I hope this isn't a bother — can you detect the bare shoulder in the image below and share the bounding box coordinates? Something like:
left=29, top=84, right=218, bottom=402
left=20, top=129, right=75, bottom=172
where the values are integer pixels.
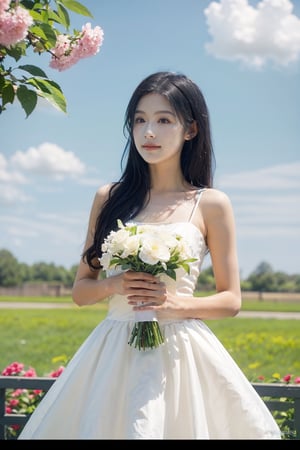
left=202, top=188, right=232, bottom=206
left=93, top=183, right=114, bottom=209
left=201, top=188, right=234, bottom=220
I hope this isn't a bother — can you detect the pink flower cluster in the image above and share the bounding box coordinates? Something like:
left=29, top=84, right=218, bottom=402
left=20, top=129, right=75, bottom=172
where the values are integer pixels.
left=49, top=22, right=104, bottom=71
left=2, top=360, right=65, bottom=435
left=1, top=360, right=65, bottom=378
left=0, top=0, right=33, bottom=47
left=1, top=361, right=36, bottom=377
left=256, top=373, right=300, bottom=384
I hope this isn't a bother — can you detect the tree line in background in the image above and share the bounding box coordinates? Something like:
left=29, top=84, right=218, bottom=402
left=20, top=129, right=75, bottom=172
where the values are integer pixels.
left=1, top=249, right=300, bottom=293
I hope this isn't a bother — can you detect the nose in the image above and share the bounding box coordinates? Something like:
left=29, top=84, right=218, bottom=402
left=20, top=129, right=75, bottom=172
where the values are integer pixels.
left=144, top=124, right=155, bottom=139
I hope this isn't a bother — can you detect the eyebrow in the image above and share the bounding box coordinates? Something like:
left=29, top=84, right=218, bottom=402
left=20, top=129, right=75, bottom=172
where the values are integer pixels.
left=134, top=109, right=176, bottom=117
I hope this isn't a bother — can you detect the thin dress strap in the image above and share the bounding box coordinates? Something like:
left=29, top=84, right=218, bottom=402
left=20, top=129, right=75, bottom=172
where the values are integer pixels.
left=188, top=188, right=206, bottom=223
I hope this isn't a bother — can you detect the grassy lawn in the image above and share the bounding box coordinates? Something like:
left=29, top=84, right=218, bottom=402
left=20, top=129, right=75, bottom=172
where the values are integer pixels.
left=1, top=294, right=300, bottom=311
left=0, top=294, right=299, bottom=381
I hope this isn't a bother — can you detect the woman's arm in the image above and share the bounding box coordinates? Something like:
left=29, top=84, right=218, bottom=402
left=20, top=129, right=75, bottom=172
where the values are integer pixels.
left=192, top=187, right=242, bottom=319
left=71, top=184, right=114, bottom=306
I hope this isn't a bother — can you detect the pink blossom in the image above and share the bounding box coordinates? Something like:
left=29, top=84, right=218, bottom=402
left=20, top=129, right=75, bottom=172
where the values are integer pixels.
left=49, top=34, right=79, bottom=71
left=73, top=23, right=104, bottom=59
left=0, top=0, right=10, bottom=15
left=294, top=377, right=300, bottom=384
left=0, top=6, right=33, bottom=47
left=50, top=23, right=104, bottom=71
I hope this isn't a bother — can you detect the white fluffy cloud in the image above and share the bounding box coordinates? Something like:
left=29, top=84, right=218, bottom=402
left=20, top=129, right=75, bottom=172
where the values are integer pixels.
left=0, top=143, right=87, bottom=205
left=11, top=142, right=86, bottom=179
left=204, top=0, right=300, bottom=68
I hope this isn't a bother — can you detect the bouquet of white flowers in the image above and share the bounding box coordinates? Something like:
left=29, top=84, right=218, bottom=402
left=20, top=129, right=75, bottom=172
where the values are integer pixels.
left=99, top=220, right=196, bottom=350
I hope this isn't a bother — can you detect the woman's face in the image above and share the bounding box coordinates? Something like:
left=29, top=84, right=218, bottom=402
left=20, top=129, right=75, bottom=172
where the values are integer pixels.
left=133, top=93, right=189, bottom=166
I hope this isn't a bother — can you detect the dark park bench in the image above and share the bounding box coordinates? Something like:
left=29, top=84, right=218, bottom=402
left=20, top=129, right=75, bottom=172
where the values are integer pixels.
left=0, top=376, right=299, bottom=439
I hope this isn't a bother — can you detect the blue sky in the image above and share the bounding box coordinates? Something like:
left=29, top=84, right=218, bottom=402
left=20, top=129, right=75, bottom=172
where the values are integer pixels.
left=0, top=0, right=299, bottom=279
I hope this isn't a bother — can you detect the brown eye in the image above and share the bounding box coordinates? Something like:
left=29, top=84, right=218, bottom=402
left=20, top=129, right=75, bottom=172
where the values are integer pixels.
left=134, top=117, right=145, bottom=124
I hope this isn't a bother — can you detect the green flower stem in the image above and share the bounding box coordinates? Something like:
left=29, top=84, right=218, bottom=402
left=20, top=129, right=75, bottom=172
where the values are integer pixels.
left=128, top=321, right=164, bottom=351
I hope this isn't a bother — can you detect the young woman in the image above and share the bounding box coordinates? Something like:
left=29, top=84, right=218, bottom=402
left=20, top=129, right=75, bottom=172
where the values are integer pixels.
left=19, top=71, right=281, bottom=439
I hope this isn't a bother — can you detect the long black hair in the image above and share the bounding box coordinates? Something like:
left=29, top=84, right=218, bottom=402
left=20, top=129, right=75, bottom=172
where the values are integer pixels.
left=83, top=71, right=216, bottom=269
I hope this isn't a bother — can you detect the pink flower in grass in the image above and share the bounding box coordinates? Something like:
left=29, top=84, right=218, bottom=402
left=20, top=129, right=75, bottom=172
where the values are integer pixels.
left=1, top=361, right=24, bottom=376
left=49, top=366, right=65, bottom=378
left=294, top=377, right=300, bottom=384
left=0, top=6, right=33, bottom=47
left=50, top=22, right=104, bottom=71
left=283, top=374, right=292, bottom=383
left=24, top=367, right=37, bottom=377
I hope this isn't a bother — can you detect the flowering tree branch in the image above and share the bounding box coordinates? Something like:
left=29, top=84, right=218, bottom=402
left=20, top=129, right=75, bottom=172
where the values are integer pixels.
left=0, top=0, right=104, bottom=117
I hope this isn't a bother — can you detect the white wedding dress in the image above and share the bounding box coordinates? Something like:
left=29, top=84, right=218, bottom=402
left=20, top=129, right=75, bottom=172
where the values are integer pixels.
left=18, top=189, right=281, bottom=440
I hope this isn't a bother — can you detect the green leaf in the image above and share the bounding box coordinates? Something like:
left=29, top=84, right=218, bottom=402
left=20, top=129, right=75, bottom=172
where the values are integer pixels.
left=19, top=64, right=48, bottom=78
left=58, top=0, right=93, bottom=18
left=0, top=73, right=5, bottom=91
left=16, top=85, right=38, bottom=118
left=30, top=9, right=48, bottom=23
left=2, top=82, right=15, bottom=106
left=27, top=76, right=62, bottom=94
left=5, top=43, right=26, bottom=62
left=30, top=23, right=57, bottom=49
left=21, top=0, right=37, bottom=10
left=56, top=4, right=70, bottom=29
left=165, top=268, right=176, bottom=280
left=27, top=77, right=67, bottom=113
left=48, top=8, right=69, bottom=28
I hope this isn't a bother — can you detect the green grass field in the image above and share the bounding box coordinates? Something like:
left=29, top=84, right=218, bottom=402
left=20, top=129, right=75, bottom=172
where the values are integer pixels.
left=0, top=295, right=299, bottom=381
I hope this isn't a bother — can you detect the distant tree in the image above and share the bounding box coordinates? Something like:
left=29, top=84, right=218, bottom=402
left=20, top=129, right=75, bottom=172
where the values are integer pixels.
left=196, top=266, right=215, bottom=292
left=0, top=250, right=299, bottom=292
left=0, top=249, right=22, bottom=286
left=18, top=261, right=33, bottom=283
left=250, top=261, right=274, bottom=277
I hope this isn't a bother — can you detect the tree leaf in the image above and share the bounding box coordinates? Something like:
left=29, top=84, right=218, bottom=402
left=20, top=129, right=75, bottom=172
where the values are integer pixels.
left=39, top=90, right=67, bottom=114
left=2, top=82, right=15, bottom=106
left=5, top=43, right=26, bottom=62
left=48, top=7, right=69, bottom=29
left=27, top=77, right=67, bottom=113
left=30, top=23, right=57, bottom=49
left=58, top=0, right=93, bottom=18
left=56, top=4, right=70, bottom=29
left=19, top=65, right=48, bottom=78
left=16, top=85, right=37, bottom=118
